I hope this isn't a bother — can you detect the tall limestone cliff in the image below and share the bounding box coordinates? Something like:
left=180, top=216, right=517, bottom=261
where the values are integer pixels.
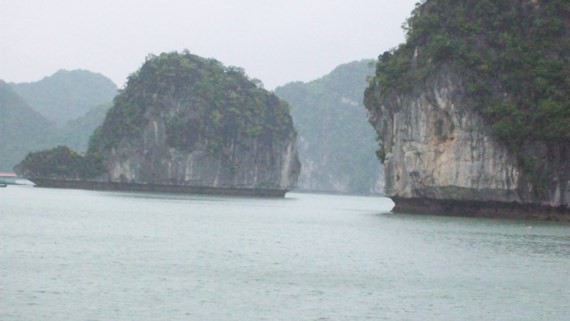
left=365, top=0, right=569, bottom=218
left=17, top=52, right=301, bottom=194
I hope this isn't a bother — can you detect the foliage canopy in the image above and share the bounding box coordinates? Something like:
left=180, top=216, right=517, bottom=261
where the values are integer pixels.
left=367, top=0, right=569, bottom=149
left=88, top=51, right=294, bottom=156
left=16, top=146, right=104, bottom=179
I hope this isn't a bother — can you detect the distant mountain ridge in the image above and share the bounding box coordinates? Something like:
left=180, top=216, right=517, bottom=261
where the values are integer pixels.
left=0, top=81, right=59, bottom=171
left=275, top=60, right=383, bottom=194
left=10, top=69, right=117, bottom=126
left=1, top=70, right=117, bottom=171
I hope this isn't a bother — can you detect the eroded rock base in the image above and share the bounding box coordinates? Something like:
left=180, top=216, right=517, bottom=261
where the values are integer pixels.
left=30, top=178, right=288, bottom=198
left=392, top=197, right=570, bottom=222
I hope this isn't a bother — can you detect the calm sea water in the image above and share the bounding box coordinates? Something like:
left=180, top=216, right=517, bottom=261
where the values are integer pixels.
left=1, top=186, right=569, bottom=321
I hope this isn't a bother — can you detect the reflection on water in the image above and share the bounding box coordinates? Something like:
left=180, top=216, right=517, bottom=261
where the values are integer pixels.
left=1, top=186, right=569, bottom=321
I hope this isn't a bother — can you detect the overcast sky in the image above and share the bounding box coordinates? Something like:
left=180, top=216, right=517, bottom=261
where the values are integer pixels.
left=1, top=0, right=418, bottom=89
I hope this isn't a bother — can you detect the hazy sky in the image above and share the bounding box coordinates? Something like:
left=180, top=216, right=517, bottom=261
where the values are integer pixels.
left=1, top=0, right=417, bottom=89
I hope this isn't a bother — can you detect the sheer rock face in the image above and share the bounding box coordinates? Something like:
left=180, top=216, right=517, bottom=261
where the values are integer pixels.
left=91, top=53, right=301, bottom=191
left=102, top=116, right=300, bottom=190
left=365, top=66, right=569, bottom=210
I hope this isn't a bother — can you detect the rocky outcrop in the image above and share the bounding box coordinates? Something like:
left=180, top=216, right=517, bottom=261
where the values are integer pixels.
left=17, top=52, right=301, bottom=196
left=364, top=0, right=569, bottom=219
left=93, top=52, right=300, bottom=193
left=365, top=65, right=569, bottom=218
left=101, top=116, right=300, bottom=191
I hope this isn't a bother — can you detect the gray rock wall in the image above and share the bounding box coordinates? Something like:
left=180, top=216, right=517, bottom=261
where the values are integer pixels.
left=103, top=110, right=300, bottom=191
left=366, top=66, right=569, bottom=209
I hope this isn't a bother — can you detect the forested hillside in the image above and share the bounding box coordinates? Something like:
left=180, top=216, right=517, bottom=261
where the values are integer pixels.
left=11, top=70, right=117, bottom=126
left=1, top=71, right=117, bottom=171
left=0, top=81, right=59, bottom=171
left=275, top=60, right=382, bottom=194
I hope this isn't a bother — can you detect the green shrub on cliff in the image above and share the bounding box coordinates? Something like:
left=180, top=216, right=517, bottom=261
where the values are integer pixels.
left=88, top=51, right=294, bottom=156
left=367, top=0, right=569, bottom=149
left=16, top=146, right=104, bottom=179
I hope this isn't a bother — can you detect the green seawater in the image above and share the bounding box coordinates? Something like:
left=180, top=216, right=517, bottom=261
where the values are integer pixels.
left=1, top=186, right=568, bottom=320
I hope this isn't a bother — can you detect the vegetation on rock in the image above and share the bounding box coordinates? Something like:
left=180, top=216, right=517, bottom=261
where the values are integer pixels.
left=365, top=0, right=569, bottom=190
left=16, top=51, right=299, bottom=186
left=15, top=146, right=104, bottom=179
left=367, top=0, right=569, bottom=148
left=88, top=51, right=295, bottom=157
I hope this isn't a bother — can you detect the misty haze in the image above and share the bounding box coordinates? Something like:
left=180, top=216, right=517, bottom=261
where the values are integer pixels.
left=1, top=0, right=569, bottom=320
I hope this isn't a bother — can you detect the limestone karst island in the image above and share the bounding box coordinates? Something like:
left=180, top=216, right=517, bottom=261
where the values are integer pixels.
left=15, top=52, right=301, bottom=197
left=7, top=0, right=570, bottom=220
left=364, top=0, right=569, bottom=220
